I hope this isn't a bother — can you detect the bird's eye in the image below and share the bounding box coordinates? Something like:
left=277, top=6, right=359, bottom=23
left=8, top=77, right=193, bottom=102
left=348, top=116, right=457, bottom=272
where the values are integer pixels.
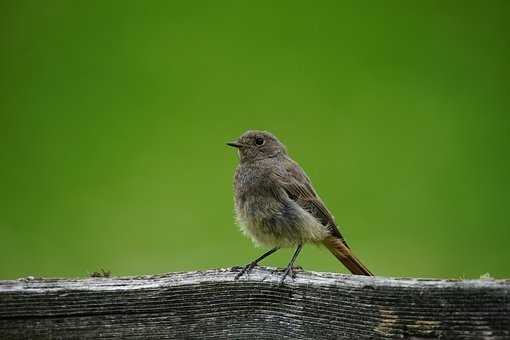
left=255, top=137, right=264, bottom=146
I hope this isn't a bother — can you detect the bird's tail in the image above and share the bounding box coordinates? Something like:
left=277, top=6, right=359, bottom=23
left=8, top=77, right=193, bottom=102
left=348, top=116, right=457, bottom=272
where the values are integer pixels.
left=322, top=236, right=373, bottom=276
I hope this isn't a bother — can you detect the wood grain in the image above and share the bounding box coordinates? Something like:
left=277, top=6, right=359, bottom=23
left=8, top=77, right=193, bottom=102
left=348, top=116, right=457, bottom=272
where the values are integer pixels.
left=1, top=267, right=509, bottom=339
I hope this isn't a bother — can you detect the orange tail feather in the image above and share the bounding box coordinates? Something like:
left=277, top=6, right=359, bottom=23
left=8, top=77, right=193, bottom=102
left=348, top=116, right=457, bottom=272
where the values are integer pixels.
left=323, top=236, right=373, bottom=276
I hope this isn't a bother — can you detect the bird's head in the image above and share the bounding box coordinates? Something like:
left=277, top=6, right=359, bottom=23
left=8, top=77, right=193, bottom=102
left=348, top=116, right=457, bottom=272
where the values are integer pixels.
left=227, top=130, right=287, bottom=162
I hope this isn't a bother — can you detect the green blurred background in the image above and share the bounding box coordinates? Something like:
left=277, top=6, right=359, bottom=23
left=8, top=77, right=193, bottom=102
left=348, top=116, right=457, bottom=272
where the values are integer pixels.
left=1, top=1, right=509, bottom=280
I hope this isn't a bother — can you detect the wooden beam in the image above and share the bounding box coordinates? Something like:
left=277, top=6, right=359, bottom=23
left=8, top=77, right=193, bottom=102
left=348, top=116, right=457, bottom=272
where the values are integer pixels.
left=1, top=267, right=509, bottom=339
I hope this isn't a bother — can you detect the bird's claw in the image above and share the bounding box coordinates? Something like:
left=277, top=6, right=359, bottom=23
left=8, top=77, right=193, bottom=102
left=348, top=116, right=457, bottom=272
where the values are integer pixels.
left=235, top=262, right=257, bottom=280
left=278, top=266, right=301, bottom=286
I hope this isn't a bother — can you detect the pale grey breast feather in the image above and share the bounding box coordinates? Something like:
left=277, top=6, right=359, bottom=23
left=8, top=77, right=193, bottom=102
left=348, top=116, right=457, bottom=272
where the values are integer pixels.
left=234, top=161, right=328, bottom=246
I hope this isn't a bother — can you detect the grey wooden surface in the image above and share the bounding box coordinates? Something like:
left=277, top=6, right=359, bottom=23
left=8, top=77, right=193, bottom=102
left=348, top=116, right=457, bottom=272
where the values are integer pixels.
left=0, top=267, right=509, bottom=339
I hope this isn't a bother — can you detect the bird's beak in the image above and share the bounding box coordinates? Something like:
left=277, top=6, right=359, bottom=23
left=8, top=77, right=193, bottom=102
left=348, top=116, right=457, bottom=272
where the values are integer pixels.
left=226, top=141, right=243, bottom=148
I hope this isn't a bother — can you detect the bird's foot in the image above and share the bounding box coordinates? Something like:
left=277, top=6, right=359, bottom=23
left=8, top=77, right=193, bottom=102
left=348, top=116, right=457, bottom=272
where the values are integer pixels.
left=235, top=262, right=258, bottom=280
left=272, top=266, right=303, bottom=274
left=278, top=265, right=302, bottom=286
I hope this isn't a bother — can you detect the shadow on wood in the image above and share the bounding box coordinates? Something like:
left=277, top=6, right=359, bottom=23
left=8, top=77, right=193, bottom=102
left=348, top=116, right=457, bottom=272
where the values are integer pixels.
left=1, top=267, right=509, bottom=339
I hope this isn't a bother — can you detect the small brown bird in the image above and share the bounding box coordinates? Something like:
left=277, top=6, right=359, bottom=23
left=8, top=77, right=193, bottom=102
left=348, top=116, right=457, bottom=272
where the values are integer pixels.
left=227, top=130, right=373, bottom=285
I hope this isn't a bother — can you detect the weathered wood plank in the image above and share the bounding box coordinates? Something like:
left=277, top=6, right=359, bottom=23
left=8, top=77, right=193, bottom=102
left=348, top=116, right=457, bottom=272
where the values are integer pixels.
left=0, top=267, right=509, bottom=339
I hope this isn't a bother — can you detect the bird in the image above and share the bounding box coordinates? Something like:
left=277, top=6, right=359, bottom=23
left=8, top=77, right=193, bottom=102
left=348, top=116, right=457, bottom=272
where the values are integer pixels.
left=227, top=130, right=373, bottom=285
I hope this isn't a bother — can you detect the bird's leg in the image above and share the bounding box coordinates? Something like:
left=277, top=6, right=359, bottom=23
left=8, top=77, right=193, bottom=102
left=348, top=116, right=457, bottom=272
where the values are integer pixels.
left=235, top=247, right=279, bottom=280
left=279, top=244, right=303, bottom=286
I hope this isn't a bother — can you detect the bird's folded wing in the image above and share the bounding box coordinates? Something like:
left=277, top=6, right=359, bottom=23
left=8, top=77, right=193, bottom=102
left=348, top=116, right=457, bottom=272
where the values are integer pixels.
left=270, top=160, right=347, bottom=243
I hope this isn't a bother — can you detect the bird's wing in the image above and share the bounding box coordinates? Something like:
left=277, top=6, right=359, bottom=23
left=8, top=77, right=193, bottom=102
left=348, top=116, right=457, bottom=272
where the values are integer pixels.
left=271, top=159, right=347, bottom=243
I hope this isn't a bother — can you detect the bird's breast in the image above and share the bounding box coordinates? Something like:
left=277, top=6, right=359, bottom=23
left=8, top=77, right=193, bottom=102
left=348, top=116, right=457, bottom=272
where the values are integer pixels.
left=235, top=174, right=279, bottom=222
left=233, top=165, right=328, bottom=247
